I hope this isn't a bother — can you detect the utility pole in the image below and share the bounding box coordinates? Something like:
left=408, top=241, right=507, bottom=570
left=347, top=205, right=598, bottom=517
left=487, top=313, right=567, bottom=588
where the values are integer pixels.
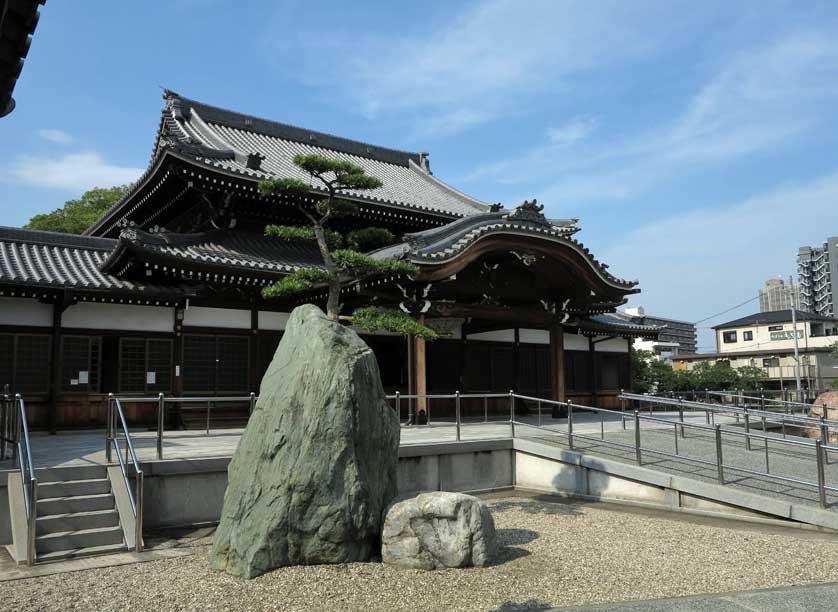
left=790, top=275, right=802, bottom=402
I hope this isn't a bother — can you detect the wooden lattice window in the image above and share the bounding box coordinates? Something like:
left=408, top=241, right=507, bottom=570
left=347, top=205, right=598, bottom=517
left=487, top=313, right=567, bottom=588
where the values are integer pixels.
left=183, top=334, right=249, bottom=394
left=0, top=333, right=51, bottom=395
left=61, top=336, right=101, bottom=393
left=119, top=338, right=173, bottom=393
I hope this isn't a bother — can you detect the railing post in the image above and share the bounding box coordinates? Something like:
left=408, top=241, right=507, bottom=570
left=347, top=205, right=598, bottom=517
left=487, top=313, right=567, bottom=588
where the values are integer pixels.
left=821, top=416, right=829, bottom=465
left=206, top=400, right=211, bottom=436
left=634, top=410, right=641, bottom=465
left=135, top=469, right=144, bottom=552
left=567, top=400, right=573, bottom=450
left=678, top=399, right=685, bottom=439
left=106, top=393, right=113, bottom=463
left=157, top=393, right=164, bottom=461
left=715, top=424, right=724, bottom=484
left=0, top=393, right=6, bottom=461
left=27, top=477, right=37, bottom=565
left=395, top=391, right=401, bottom=423
left=621, top=394, right=626, bottom=430
left=509, top=390, right=515, bottom=438
left=455, top=391, right=461, bottom=442
left=484, top=396, right=488, bottom=423
left=744, top=407, right=751, bottom=451
left=249, top=392, right=256, bottom=415
left=537, top=400, right=542, bottom=428
left=816, top=439, right=827, bottom=508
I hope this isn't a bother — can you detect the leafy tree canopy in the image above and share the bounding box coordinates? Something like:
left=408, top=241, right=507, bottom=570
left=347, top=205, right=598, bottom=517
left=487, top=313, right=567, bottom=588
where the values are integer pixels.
left=25, top=185, right=129, bottom=234
left=630, top=350, right=767, bottom=393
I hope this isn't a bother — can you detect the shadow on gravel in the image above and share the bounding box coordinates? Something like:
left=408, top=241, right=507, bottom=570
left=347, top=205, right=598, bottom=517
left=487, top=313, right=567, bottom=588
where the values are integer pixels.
left=490, top=599, right=554, bottom=611
left=490, top=497, right=583, bottom=516
left=494, top=528, right=538, bottom=564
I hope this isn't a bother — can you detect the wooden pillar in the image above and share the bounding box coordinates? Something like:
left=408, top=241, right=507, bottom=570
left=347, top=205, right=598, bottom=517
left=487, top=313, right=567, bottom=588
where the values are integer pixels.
left=549, top=325, right=565, bottom=403
left=48, top=297, right=65, bottom=434
left=414, top=333, right=427, bottom=415
left=249, top=307, right=259, bottom=393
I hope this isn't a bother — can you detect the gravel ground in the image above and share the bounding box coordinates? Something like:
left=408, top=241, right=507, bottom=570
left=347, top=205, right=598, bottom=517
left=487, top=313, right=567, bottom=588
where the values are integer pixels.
left=5, top=495, right=838, bottom=612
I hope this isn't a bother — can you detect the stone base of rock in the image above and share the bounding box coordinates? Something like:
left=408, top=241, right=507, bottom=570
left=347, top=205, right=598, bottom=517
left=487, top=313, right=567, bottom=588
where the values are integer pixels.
left=805, top=392, right=838, bottom=442
left=381, top=492, right=497, bottom=570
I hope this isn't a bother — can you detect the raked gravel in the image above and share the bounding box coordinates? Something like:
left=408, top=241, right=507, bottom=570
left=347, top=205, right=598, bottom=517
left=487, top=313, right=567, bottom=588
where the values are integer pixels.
left=5, top=495, right=838, bottom=612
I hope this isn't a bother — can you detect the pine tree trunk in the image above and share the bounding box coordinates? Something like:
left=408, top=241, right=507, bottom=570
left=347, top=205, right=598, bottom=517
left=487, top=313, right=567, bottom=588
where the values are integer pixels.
left=312, top=222, right=340, bottom=321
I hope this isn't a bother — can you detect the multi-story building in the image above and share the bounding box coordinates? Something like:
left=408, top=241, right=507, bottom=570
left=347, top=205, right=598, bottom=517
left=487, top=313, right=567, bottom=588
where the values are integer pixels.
left=672, top=310, right=838, bottom=392
left=799, top=237, right=838, bottom=317
left=759, top=278, right=799, bottom=313
left=623, top=306, right=697, bottom=357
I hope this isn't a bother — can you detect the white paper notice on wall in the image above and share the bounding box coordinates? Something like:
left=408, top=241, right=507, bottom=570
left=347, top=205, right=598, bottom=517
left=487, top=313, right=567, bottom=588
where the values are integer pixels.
left=175, top=365, right=181, bottom=377
left=70, top=379, right=78, bottom=386
left=146, top=371, right=156, bottom=385
left=79, top=371, right=89, bottom=384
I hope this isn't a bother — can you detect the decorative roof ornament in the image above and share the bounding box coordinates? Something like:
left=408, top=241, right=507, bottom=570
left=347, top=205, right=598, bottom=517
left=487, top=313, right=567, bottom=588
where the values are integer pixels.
left=506, top=199, right=549, bottom=227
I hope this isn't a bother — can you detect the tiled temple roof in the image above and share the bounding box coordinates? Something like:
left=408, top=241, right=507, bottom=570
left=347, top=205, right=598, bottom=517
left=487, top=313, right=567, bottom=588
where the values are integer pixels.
left=583, top=312, right=663, bottom=338
left=0, top=227, right=194, bottom=298
left=372, top=200, right=637, bottom=292
left=0, top=0, right=44, bottom=118
left=101, top=227, right=324, bottom=279
left=87, top=91, right=491, bottom=235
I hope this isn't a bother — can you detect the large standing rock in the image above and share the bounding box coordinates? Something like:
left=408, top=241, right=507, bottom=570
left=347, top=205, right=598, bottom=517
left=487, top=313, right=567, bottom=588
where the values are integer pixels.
left=211, top=305, right=400, bottom=578
left=806, top=392, right=838, bottom=442
left=381, top=492, right=497, bottom=570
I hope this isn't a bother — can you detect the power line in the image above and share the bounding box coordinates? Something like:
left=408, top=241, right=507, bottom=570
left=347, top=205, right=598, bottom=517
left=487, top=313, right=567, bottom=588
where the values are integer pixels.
left=694, top=295, right=759, bottom=325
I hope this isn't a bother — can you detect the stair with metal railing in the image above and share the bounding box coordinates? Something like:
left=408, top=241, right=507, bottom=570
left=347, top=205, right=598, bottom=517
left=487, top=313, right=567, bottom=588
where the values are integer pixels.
left=33, top=465, right=127, bottom=562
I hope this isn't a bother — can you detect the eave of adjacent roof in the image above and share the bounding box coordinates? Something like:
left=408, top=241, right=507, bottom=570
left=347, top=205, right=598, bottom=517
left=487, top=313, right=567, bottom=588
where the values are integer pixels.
left=0, top=0, right=45, bottom=118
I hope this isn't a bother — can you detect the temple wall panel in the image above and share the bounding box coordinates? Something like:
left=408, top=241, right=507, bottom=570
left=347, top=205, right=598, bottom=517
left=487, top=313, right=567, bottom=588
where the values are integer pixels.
left=258, top=311, right=290, bottom=331
left=594, top=337, right=630, bottom=353
left=563, top=333, right=589, bottom=351
left=183, top=306, right=250, bottom=329
left=519, top=329, right=549, bottom=344
left=62, top=303, right=174, bottom=332
left=0, top=297, right=52, bottom=327
left=467, top=329, right=515, bottom=342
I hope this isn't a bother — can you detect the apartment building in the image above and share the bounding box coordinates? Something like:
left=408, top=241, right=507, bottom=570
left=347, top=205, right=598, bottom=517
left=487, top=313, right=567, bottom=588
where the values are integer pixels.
left=799, top=237, right=838, bottom=317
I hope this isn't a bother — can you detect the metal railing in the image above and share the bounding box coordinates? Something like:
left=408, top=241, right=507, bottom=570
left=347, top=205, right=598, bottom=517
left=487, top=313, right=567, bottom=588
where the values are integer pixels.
left=620, top=392, right=838, bottom=449
left=106, top=395, right=143, bottom=552
left=513, top=394, right=838, bottom=509
left=387, top=391, right=514, bottom=441
left=5, top=393, right=37, bottom=565
left=108, top=393, right=258, bottom=460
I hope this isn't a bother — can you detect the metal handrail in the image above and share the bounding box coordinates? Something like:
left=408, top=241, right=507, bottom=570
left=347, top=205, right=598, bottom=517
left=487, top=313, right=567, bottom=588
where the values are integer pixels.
left=705, top=390, right=814, bottom=411
left=106, top=394, right=143, bottom=552
left=513, top=393, right=835, bottom=508
left=387, top=391, right=516, bottom=440
left=12, top=394, right=37, bottom=565
left=621, top=392, right=838, bottom=432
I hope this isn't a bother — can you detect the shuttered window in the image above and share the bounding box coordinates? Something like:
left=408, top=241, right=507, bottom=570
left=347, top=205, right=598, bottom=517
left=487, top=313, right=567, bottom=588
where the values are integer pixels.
left=183, top=334, right=249, bottom=394
left=0, top=333, right=51, bottom=395
left=118, top=338, right=173, bottom=393
left=61, top=336, right=101, bottom=393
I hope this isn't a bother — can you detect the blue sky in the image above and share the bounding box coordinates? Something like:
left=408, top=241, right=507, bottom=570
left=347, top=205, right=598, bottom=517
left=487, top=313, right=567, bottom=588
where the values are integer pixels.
left=2, top=0, right=838, bottom=351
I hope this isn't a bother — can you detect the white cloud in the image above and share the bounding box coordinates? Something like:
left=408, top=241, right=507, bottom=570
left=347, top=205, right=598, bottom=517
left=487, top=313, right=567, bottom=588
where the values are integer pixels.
left=462, top=29, right=838, bottom=205
left=603, top=170, right=838, bottom=349
left=547, top=116, right=597, bottom=145
left=11, top=152, right=144, bottom=191
left=412, top=109, right=496, bottom=139
left=266, top=0, right=705, bottom=137
left=36, top=129, right=73, bottom=145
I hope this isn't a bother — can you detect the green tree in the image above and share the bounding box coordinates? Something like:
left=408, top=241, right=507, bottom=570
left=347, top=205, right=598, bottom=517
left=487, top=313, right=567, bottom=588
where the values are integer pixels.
left=735, top=365, right=767, bottom=391
left=258, top=155, right=436, bottom=338
left=25, top=186, right=129, bottom=234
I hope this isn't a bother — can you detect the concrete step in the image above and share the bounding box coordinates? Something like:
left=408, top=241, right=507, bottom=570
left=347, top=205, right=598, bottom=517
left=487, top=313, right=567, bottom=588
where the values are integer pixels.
left=36, top=509, right=120, bottom=535
left=37, top=493, right=114, bottom=516
left=37, top=542, right=128, bottom=563
left=35, top=465, right=108, bottom=484
left=38, top=478, right=111, bottom=499
left=36, top=525, right=124, bottom=554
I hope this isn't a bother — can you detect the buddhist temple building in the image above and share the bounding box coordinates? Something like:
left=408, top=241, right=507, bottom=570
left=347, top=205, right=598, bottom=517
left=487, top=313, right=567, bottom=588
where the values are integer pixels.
left=0, top=91, right=659, bottom=429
